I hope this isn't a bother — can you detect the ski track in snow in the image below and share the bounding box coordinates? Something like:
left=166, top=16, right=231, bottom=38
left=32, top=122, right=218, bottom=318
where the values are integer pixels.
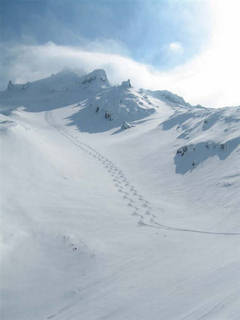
left=180, top=290, right=239, bottom=320
left=45, top=110, right=240, bottom=237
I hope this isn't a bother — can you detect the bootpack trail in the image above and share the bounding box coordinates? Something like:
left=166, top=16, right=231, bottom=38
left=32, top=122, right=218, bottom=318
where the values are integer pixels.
left=45, top=110, right=240, bottom=237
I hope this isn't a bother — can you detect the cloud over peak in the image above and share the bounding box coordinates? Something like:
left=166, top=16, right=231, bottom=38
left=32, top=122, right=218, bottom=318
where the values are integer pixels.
left=1, top=21, right=240, bottom=109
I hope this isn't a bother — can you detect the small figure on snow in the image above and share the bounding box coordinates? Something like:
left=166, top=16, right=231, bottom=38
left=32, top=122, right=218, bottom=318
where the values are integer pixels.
left=7, top=80, right=14, bottom=90
left=105, top=111, right=112, bottom=120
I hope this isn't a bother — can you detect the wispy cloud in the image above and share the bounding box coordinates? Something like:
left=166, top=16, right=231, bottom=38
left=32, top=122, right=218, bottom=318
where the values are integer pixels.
left=169, top=42, right=184, bottom=54
left=1, top=0, right=240, bottom=108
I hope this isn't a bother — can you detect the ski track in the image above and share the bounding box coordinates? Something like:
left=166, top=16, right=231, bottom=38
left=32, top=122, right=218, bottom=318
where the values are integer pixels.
left=180, top=290, right=239, bottom=320
left=45, top=110, right=240, bottom=237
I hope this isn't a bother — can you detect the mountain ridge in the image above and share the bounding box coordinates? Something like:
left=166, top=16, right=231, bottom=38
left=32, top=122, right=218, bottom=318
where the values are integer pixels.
left=0, top=68, right=198, bottom=113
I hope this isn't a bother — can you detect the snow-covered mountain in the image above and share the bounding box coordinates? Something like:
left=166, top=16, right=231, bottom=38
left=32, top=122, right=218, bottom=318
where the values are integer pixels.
left=1, top=69, right=240, bottom=320
left=0, top=69, right=110, bottom=112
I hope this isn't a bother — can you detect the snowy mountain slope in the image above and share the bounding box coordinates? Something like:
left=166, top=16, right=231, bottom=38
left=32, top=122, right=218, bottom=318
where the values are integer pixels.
left=66, top=82, right=156, bottom=133
left=1, top=69, right=240, bottom=320
left=0, top=69, right=110, bottom=112
left=144, top=88, right=193, bottom=108
left=161, top=106, right=240, bottom=175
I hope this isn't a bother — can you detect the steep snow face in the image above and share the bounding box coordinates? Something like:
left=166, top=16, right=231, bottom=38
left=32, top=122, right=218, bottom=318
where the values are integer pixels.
left=161, top=106, right=240, bottom=173
left=67, top=84, right=156, bottom=133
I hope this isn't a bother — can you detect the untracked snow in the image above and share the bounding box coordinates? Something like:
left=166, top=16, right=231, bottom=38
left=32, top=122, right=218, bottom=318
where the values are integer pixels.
left=0, top=70, right=240, bottom=320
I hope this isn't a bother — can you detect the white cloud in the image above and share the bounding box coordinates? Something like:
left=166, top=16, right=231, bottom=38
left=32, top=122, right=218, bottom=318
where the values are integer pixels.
left=2, top=0, right=240, bottom=108
left=169, top=42, right=183, bottom=54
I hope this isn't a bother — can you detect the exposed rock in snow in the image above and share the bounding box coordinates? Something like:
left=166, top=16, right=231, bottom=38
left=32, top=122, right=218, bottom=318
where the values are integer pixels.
left=81, top=69, right=109, bottom=87
left=121, top=121, right=132, bottom=130
left=121, top=79, right=132, bottom=88
left=161, top=106, right=240, bottom=173
left=66, top=80, right=155, bottom=133
left=175, top=139, right=240, bottom=173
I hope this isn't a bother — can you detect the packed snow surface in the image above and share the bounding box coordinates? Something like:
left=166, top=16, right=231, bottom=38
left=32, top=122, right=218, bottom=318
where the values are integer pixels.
left=0, top=70, right=240, bottom=320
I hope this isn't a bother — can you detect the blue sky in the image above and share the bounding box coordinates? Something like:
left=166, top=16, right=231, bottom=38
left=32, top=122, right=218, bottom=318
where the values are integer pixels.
left=1, top=0, right=211, bottom=69
left=1, top=0, right=240, bottom=107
